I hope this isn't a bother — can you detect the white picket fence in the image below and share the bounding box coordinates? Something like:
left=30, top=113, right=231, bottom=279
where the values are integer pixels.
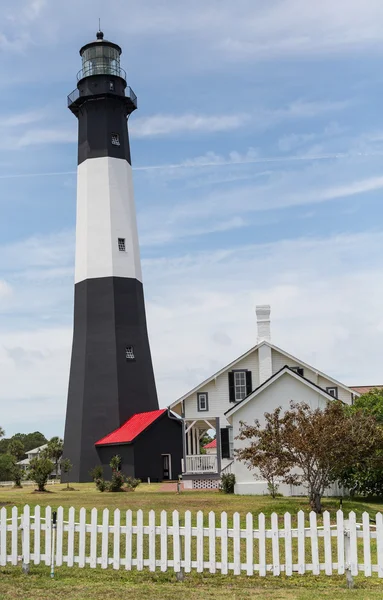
left=1, top=506, right=383, bottom=577
left=0, top=480, right=60, bottom=488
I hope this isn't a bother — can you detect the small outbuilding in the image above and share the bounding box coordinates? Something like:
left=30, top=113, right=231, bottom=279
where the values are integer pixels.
left=95, top=409, right=183, bottom=482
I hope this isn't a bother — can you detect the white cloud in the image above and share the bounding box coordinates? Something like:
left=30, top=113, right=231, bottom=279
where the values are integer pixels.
left=130, top=113, right=250, bottom=138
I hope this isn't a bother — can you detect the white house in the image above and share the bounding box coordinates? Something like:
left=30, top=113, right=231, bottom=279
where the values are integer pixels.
left=17, top=444, right=60, bottom=478
left=169, top=305, right=359, bottom=494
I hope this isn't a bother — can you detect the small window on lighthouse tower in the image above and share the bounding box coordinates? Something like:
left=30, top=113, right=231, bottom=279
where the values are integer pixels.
left=118, top=238, right=126, bottom=252
left=125, top=346, right=135, bottom=360
left=111, top=133, right=120, bottom=146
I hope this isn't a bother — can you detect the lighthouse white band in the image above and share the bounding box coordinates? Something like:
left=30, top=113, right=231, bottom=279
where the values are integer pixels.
left=75, top=156, right=143, bottom=284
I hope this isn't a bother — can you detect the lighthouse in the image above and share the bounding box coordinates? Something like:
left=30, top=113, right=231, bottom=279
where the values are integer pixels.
left=63, top=31, right=159, bottom=482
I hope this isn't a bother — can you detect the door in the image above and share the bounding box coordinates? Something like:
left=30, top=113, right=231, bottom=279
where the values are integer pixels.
left=162, top=454, right=171, bottom=480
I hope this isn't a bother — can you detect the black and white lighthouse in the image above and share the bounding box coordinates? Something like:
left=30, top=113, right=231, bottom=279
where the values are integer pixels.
left=63, top=32, right=159, bottom=482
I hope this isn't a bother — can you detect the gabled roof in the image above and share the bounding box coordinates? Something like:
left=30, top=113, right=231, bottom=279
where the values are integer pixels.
left=225, top=365, right=341, bottom=418
left=350, top=386, right=383, bottom=395
left=95, top=409, right=166, bottom=446
left=169, top=340, right=357, bottom=409
left=203, top=439, right=217, bottom=449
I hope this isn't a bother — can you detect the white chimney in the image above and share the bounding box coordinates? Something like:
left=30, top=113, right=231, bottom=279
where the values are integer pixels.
left=256, top=305, right=271, bottom=342
left=256, top=305, right=272, bottom=384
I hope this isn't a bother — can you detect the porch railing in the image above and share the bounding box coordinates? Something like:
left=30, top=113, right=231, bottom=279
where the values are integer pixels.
left=185, top=454, right=218, bottom=473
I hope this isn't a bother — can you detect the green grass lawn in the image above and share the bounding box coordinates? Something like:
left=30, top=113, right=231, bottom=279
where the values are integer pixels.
left=0, top=483, right=382, bottom=600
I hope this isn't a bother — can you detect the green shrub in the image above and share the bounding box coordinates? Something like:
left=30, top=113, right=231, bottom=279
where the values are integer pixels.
left=220, top=473, right=236, bottom=494
left=90, top=465, right=103, bottom=481
left=95, top=478, right=107, bottom=492
left=108, top=471, right=125, bottom=492
left=125, top=477, right=141, bottom=491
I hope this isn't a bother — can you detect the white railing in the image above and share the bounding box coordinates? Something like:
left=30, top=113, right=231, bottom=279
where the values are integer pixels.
left=221, top=460, right=234, bottom=475
left=185, top=455, right=218, bottom=473
left=1, top=506, right=383, bottom=579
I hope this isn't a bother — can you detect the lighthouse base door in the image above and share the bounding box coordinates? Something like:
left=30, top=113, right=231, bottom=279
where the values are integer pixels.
left=162, top=454, right=172, bottom=480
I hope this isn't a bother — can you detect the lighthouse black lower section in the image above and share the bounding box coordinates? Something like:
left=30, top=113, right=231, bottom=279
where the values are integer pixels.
left=63, top=276, right=159, bottom=482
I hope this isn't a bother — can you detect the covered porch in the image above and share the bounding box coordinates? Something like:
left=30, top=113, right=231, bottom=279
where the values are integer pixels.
left=182, top=418, right=221, bottom=475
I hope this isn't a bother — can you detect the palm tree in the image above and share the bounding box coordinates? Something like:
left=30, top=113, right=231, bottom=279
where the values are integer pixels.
left=0, top=427, right=5, bottom=439
left=45, top=437, right=64, bottom=478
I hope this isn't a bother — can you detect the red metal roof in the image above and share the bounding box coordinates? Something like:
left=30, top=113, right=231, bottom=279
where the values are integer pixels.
left=95, top=409, right=166, bottom=446
left=203, top=439, right=217, bottom=449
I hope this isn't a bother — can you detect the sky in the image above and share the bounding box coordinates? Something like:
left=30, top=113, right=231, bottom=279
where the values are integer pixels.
left=1, top=0, right=383, bottom=437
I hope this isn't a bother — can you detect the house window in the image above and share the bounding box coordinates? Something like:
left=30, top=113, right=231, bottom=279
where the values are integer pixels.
left=197, top=393, right=208, bottom=412
left=118, top=238, right=126, bottom=252
left=291, top=366, right=304, bottom=377
left=234, top=371, right=247, bottom=401
left=111, top=133, right=120, bottom=146
left=228, top=426, right=234, bottom=458
left=125, top=346, right=135, bottom=360
left=327, top=387, right=338, bottom=398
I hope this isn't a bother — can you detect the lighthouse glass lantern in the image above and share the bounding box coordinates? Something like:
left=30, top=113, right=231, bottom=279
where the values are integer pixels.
left=80, top=40, right=121, bottom=79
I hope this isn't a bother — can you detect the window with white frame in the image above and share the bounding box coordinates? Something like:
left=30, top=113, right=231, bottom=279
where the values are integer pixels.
left=234, top=371, right=247, bottom=401
left=228, top=426, right=234, bottom=458
left=118, top=238, right=126, bottom=252
left=197, top=392, right=208, bottom=412
left=326, top=387, right=338, bottom=398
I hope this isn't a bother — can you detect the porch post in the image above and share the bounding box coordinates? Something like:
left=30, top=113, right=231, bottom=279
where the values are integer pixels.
left=182, top=420, right=187, bottom=473
left=215, top=417, right=221, bottom=474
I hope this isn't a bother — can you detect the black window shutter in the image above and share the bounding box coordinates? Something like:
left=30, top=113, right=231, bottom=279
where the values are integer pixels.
left=221, top=428, right=230, bottom=459
left=228, top=371, right=235, bottom=402
left=246, top=371, right=252, bottom=396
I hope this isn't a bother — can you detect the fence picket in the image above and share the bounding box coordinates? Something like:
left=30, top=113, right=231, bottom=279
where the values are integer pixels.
left=209, top=511, right=216, bottom=574
left=297, top=511, right=305, bottom=575
left=44, top=506, right=52, bottom=567
left=33, top=506, right=41, bottom=565
left=376, top=512, right=383, bottom=578
left=349, top=512, right=358, bottom=576
left=173, top=510, right=181, bottom=573
left=258, top=513, right=266, bottom=577
left=79, top=508, right=86, bottom=568
left=184, top=511, right=191, bottom=573
left=310, top=512, right=319, bottom=575
left=90, top=508, right=98, bottom=569
left=196, top=511, right=204, bottom=573
left=271, top=513, right=280, bottom=576
left=284, top=512, right=292, bottom=576
left=56, top=506, right=64, bottom=567
left=22, top=505, right=30, bottom=567
left=113, top=509, right=120, bottom=571
left=336, top=510, right=345, bottom=575
left=67, top=507, right=75, bottom=568
left=148, top=510, right=156, bottom=572
left=233, top=512, right=241, bottom=575
left=125, top=510, right=132, bottom=571
left=11, top=506, right=18, bottom=566
left=221, top=512, right=228, bottom=575
left=101, top=508, right=109, bottom=569
left=136, top=510, right=143, bottom=571
left=323, top=511, right=332, bottom=576
left=246, top=513, right=254, bottom=576
left=0, top=507, right=6, bottom=566
left=362, top=512, right=371, bottom=577
left=160, top=511, right=167, bottom=572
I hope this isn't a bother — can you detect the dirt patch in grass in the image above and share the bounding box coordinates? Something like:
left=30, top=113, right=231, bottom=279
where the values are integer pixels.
left=31, top=489, right=54, bottom=494
left=61, top=487, right=78, bottom=492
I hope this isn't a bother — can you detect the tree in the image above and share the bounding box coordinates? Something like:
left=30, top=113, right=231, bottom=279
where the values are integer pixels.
left=28, top=456, right=54, bottom=492
left=10, top=463, right=23, bottom=488
left=0, top=454, right=15, bottom=482
left=337, top=389, right=383, bottom=496
left=237, top=401, right=383, bottom=513
left=0, top=427, right=4, bottom=439
left=60, top=458, right=73, bottom=489
left=236, top=408, right=290, bottom=498
left=44, top=437, right=63, bottom=477
left=109, top=455, right=125, bottom=492
left=7, top=439, right=25, bottom=461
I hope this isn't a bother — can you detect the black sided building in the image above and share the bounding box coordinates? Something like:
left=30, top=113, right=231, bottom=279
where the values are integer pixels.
left=63, top=32, right=182, bottom=482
